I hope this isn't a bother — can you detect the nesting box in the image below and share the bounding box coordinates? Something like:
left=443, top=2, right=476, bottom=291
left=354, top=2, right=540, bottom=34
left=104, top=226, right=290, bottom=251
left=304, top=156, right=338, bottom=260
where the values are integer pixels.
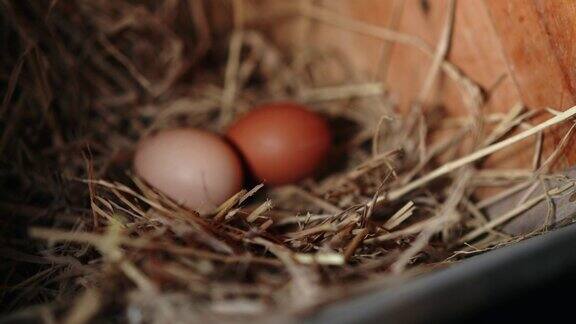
left=4, top=1, right=576, bottom=322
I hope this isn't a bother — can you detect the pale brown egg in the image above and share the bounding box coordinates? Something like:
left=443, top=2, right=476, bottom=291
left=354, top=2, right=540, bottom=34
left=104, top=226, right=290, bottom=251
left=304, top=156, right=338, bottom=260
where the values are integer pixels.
left=134, top=128, right=244, bottom=214
left=227, top=102, right=331, bottom=185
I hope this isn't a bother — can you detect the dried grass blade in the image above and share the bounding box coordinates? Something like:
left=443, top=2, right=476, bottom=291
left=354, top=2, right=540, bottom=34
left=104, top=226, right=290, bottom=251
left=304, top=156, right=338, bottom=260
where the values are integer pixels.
left=384, top=201, right=416, bottom=230
left=384, top=105, right=576, bottom=202
left=459, top=182, right=575, bottom=243
left=246, top=200, right=273, bottom=222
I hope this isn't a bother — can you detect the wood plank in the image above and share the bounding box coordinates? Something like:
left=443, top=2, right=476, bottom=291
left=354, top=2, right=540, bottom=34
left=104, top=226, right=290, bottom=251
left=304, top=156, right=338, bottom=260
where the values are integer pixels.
left=484, top=0, right=576, bottom=109
left=485, top=0, right=576, bottom=167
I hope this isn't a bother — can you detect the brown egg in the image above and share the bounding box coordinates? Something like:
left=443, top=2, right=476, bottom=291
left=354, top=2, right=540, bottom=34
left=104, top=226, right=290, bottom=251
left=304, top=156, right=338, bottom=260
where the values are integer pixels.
left=227, top=102, right=331, bottom=185
left=134, top=128, right=243, bottom=214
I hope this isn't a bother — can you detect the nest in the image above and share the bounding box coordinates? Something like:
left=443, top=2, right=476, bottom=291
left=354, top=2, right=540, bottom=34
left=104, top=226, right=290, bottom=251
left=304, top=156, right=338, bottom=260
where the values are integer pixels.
left=2, top=1, right=576, bottom=323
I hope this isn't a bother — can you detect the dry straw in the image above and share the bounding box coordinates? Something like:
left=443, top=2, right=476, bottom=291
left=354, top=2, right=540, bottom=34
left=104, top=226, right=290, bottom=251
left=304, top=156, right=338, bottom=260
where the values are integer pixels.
left=2, top=1, right=576, bottom=323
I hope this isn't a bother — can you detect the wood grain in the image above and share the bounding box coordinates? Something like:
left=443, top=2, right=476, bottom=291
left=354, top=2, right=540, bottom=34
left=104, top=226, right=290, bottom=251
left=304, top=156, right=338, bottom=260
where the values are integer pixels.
left=485, top=0, right=576, bottom=109
left=485, top=0, right=576, bottom=166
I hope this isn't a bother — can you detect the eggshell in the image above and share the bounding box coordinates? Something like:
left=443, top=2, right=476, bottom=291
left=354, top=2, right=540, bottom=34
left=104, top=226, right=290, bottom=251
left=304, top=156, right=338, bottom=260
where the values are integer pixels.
left=134, top=128, right=243, bottom=214
left=227, top=102, right=331, bottom=185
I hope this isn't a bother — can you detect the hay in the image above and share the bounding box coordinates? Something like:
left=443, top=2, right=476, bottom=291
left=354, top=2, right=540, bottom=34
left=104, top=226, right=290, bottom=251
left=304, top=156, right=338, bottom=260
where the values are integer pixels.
left=2, top=0, right=576, bottom=323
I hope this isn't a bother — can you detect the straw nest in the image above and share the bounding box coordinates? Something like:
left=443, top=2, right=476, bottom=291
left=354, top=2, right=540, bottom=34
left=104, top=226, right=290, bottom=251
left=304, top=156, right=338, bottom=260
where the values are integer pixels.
left=2, top=1, right=576, bottom=323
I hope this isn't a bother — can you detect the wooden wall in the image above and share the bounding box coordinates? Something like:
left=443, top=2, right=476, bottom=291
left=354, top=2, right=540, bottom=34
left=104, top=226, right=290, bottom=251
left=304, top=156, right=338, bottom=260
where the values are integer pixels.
left=242, top=0, right=576, bottom=168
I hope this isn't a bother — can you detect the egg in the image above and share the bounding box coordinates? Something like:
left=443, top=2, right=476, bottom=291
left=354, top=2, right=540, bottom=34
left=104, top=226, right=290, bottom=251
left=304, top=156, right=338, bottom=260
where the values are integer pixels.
left=134, top=128, right=244, bottom=214
left=227, top=102, right=331, bottom=185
